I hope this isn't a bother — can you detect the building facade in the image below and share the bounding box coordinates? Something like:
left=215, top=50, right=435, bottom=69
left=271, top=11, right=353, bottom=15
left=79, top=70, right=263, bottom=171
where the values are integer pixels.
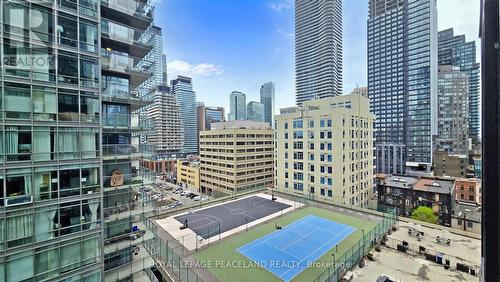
left=433, top=150, right=469, bottom=178
left=228, top=91, right=246, bottom=121
left=454, top=178, right=481, bottom=205
left=368, top=0, right=438, bottom=174
left=438, top=28, right=480, bottom=145
left=171, top=76, right=198, bottom=154
left=295, top=0, right=343, bottom=105
left=247, top=101, right=265, bottom=122
left=435, top=65, right=469, bottom=154
left=260, top=82, right=275, bottom=126
left=376, top=174, right=454, bottom=226
left=199, top=121, right=274, bottom=197
left=0, top=0, right=157, bottom=281
left=275, top=94, right=375, bottom=207
left=176, top=160, right=201, bottom=191
left=197, top=104, right=225, bottom=131
left=145, top=85, right=183, bottom=155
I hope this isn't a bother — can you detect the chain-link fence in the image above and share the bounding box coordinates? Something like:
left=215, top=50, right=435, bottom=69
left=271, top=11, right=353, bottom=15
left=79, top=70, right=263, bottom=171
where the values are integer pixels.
left=314, top=211, right=397, bottom=282
left=140, top=187, right=398, bottom=282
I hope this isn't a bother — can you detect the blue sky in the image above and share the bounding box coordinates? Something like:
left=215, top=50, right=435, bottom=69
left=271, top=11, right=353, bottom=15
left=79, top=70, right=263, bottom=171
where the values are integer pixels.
left=153, top=0, right=480, bottom=113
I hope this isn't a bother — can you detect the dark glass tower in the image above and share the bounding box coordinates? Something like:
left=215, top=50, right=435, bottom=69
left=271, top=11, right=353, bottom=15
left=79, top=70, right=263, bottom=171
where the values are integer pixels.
left=368, top=0, right=438, bottom=174
left=438, top=28, right=480, bottom=145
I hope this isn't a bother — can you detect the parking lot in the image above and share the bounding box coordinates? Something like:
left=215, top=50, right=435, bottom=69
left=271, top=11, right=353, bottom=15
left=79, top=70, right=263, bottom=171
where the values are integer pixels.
left=141, top=180, right=210, bottom=213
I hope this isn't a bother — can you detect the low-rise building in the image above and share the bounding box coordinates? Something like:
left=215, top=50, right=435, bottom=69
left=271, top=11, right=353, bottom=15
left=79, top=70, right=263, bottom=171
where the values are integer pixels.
left=433, top=150, right=469, bottom=177
left=176, top=160, right=201, bottom=191
left=451, top=202, right=481, bottom=234
left=376, top=174, right=455, bottom=226
left=274, top=94, right=375, bottom=207
left=455, top=178, right=481, bottom=205
left=199, top=121, right=274, bottom=197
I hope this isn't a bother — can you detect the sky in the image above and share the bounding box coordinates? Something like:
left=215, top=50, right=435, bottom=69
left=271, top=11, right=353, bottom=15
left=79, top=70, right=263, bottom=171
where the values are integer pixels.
left=153, top=0, right=481, bottom=115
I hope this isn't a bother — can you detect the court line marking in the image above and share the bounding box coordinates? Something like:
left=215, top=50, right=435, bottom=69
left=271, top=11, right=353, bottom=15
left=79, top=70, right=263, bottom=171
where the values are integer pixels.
left=282, top=227, right=320, bottom=251
left=237, top=215, right=315, bottom=253
left=278, top=225, right=355, bottom=280
left=302, top=220, right=352, bottom=236
left=264, top=241, right=302, bottom=261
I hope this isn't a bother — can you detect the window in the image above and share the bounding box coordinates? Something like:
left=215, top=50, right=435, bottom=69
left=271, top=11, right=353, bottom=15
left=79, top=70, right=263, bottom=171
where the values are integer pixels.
left=58, top=51, right=78, bottom=84
left=308, top=120, right=314, bottom=128
left=467, top=221, right=473, bottom=228
left=57, top=14, right=78, bottom=47
left=320, top=188, right=325, bottom=196
left=328, top=190, right=333, bottom=197
left=293, top=131, right=303, bottom=139
left=293, top=119, right=303, bottom=128
left=284, top=122, right=288, bottom=129
left=80, top=55, right=99, bottom=87
left=80, top=20, right=98, bottom=52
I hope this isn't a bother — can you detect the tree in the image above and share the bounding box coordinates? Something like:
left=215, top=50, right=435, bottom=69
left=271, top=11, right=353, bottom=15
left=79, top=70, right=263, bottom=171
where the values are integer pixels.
left=411, top=206, right=438, bottom=224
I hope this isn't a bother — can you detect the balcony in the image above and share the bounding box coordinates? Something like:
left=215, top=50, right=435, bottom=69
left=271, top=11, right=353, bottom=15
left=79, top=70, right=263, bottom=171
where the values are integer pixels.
left=101, top=0, right=154, bottom=31
left=102, top=113, right=152, bottom=132
left=102, top=82, right=153, bottom=111
left=103, top=144, right=155, bottom=160
left=101, top=19, right=154, bottom=58
left=101, top=50, right=153, bottom=86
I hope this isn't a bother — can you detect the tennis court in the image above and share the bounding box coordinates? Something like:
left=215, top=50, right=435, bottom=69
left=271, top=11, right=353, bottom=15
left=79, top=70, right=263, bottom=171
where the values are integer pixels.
left=237, top=215, right=355, bottom=281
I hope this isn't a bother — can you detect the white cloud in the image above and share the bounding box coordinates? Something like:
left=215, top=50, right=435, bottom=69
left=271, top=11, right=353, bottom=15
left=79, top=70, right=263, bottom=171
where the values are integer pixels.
left=437, top=0, right=480, bottom=42
left=168, top=60, right=224, bottom=77
left=267, top=0, right=293, bottom=13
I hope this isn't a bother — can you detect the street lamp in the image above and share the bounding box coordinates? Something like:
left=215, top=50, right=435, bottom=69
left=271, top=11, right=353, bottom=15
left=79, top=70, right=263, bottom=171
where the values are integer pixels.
left=331, top=253, right=336, bottom=278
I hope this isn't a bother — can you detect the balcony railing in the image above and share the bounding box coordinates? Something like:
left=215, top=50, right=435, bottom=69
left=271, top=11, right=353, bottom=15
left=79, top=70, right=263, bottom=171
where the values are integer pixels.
left=101, top=19, right=154, bottom=49
left=101, top=0, right=154, bottom=22
left=102, top=144, right=155, bottom=158
left=102, top=82, right=154, bottom=103
left=101, top=50, right=153, bottom=76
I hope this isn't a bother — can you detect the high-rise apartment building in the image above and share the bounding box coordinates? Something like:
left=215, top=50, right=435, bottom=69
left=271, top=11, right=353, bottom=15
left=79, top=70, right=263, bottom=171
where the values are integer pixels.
left=260, top=82, right=275, bottom=126
left=438, top=28, right=480, bottom=144
left=145, top=85, right=184, bottom=155
left=199, top=121, right=274, bottom=197
left=228, top=91, right=246, bottom=121
left=0, top=0, right=157, bottom=281
left=274, top=94, right=375, bottom=207
left=171, top=76, right=198, bottom=154
left=247, top=101, right=265, bottom=122
left=350, top=86, right=368, bottom=97
left=368, top=0, right=438, bottom=175
left=295, top=0, right=343, bottom=105
left=435, top=66, right=469, bottom=154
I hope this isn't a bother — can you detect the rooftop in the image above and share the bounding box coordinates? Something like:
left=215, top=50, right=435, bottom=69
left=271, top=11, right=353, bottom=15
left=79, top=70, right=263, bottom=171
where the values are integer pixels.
left=381, top=175, right=455, bottom=195
left=210, top=120, right=271, bottom=130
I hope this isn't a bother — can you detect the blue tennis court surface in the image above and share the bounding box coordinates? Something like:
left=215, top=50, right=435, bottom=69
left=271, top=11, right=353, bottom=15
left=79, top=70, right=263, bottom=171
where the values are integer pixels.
left=237, top=215, right=355, bottom=281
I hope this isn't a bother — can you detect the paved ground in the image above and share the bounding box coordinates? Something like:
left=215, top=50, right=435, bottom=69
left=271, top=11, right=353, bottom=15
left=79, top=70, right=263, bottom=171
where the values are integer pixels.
left=390, top=221, right=481, bottom=266
left=353, top=248, right=479, bottom=282
left=174, top=196, right=290, bottom=239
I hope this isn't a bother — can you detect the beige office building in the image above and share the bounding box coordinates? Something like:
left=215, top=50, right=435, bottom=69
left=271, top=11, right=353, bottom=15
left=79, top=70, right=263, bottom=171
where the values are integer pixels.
left=176, top=160, right=201, bottom=191
left=199, top=121, right=274, bottom=197
left=275, top=94, right=375, bottom=207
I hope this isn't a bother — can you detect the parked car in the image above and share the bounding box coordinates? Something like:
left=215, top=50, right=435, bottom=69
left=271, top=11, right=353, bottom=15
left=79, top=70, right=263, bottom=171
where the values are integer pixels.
left=188, top=193, right=199, bottom=199
left=169, top=201, right=182, bottom=208
left=193, top=195, right=202, bottom=201
left=181, top=190, right=192, bottom=196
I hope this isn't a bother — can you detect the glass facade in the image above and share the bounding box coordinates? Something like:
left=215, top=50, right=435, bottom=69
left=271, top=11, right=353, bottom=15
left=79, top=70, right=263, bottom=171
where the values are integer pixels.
left=229, top=91, right=246, bottom=121
left=260, top=82, right=275, bottom=127
left=171, top=76, right=198, bottom=154
left=0, top=0, right=156, bottom=281
left=368, top=0, right=438, bottom=174
left=438, top=28, right=480, bottom=145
